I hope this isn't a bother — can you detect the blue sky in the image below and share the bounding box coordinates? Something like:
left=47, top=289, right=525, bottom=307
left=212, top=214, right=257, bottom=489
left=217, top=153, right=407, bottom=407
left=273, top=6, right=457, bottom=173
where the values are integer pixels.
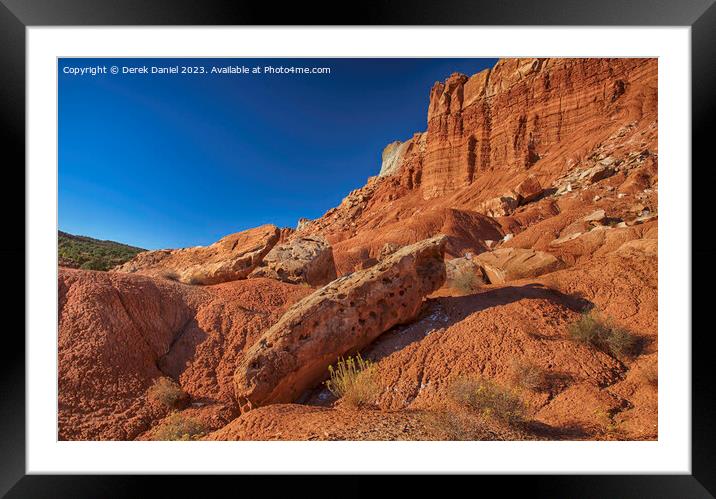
left=59, top=58, right=497, bottom=249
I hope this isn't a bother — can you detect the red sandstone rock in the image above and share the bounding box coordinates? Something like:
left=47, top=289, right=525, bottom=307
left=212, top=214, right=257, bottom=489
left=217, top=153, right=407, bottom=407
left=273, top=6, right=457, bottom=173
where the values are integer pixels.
left=112, top=225, right=280, bottom=285
left=297, top=58, right=657, bottom=277
left=58, top=268, right=310, bottom=440
left=248, top=235, right=337, bottom=286
left=513, top=176, right=543, bottom=205
left=328, top=208, right=503, bottom=274
left=473, top=248, right=565, bottom=284
left=60, top=58, right=659, bottom=441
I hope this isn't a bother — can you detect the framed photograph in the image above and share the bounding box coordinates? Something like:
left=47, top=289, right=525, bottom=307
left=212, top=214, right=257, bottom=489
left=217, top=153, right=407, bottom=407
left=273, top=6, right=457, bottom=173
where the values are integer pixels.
left=3, top=0, right=712, bottom=495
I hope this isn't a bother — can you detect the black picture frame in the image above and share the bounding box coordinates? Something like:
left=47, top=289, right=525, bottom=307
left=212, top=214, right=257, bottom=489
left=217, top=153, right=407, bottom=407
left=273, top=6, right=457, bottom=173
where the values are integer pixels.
left=1, top=0, right=712, bottom=496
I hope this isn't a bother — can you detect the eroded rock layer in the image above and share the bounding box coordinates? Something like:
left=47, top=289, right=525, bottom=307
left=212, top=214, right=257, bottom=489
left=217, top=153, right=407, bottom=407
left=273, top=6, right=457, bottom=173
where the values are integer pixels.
left=296, top=58, right=657, bottom=274
left=61, top=58, right=659, bottom=441
left=58, top=268, right=310, bottom=440
left=112, top=225, right=279, bottom=285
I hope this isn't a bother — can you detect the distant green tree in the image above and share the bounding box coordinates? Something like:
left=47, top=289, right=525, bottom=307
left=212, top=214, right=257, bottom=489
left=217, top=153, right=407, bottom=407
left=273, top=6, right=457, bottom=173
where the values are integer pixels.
left=79, top=258, right=107, bottom=271
left=59, top=231, right=145, bottom=271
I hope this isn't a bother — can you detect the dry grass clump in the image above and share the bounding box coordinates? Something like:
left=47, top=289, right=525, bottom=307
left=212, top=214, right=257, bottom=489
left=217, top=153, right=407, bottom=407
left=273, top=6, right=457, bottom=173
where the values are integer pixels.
left=447, top=268, right=483, bottom=295
left=425, top=410, right=488, bottom=441
left=159, top=270, right=180, bottom=282
left=186, top=272, right=209, bottom=285
left=568, top=311, right=637, bottom=358
left=152, top=412, right=207, bottom=441
left=448, top=377, right=526, bottom=425
left=593, top=409, right=626, bottom=440
left=424, top=409, right=532, bottom=441
left=325, top=354, right=379, bottom=409
left=509, top=361, right=549, bottom=392
left=640, top=363, right=658, bottom=388
left=147, top=377, right=189, bottom=410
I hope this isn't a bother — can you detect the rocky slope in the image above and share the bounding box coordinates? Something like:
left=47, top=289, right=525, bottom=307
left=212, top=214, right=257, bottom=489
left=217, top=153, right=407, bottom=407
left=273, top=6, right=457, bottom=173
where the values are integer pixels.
left=59, top=269, right=311, bottom=440
left=296, top=58, right=657, bottom=273
left=59, top=57, right=658, bottom=441
left=112, top=224, right=280, bottom=285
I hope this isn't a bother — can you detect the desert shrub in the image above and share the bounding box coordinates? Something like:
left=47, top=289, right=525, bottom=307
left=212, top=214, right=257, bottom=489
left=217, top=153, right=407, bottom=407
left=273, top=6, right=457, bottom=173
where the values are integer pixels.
left=425, top=410, right=485, bottom=441
left=568, top=311, right=637, bottom=358
left=593, top=409, right=625, bottom=439
left=447, top=268, right=482, bottom=295
left=186, top=276, right=202, bottom=285
left=147, top=377, right=189, bottom=409
left=448, top=377, right=526, bottom=425
left=509, top=361, right=548, bottom=392
left=152, top=412, right=207, bottom=441
left=641, top=363, right=658, bottom=388
left=159, top=270, right=180, bottom=282
left=325, top=354, right=379, bottom=409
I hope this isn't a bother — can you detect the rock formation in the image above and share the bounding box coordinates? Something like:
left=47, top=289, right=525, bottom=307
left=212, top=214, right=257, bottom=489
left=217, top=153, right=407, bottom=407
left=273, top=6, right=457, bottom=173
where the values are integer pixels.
left=248, top=235, right=337, bottom=286
left=59, top=58, right=659, bottom=441
left=233, top=236, right=448, bottom=411
left=112, top=224, right=280, bottom=285
left=444, top=256, right=489, bottom=286
left=296, top=58, right=657, bottom=279
left=58, top=268, right=311, bottom=440
left=473, top=248, right=565, bottom=284
left=328, top=207, right=503, bottom=274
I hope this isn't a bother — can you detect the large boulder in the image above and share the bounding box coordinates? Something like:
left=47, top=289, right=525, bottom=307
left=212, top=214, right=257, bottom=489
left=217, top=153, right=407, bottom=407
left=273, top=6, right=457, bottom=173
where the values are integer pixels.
left=233, top=235, right=448, bottom=411
left=112, top=225, right=280, bottom=285
left=512, top=176, right=543, bottom=205
left=248, top=235, right=337, bottom=286
left=473, top=247, right=565, bottom=284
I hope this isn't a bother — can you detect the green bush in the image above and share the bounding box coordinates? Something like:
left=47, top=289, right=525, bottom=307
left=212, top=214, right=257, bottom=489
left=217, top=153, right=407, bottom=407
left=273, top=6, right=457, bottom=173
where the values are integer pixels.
left=448, top=377, right=526, bottom=425
left=152, top=412, right=207, bottom=441
left=568, top=311, right=637, bottom=358
left=325, top=354, right=379, bottom=409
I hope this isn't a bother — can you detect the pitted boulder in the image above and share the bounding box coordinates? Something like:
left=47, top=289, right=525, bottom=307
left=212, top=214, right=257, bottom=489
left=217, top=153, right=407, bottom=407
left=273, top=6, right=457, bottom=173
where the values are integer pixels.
left=233, top=235, right=448, bottom=411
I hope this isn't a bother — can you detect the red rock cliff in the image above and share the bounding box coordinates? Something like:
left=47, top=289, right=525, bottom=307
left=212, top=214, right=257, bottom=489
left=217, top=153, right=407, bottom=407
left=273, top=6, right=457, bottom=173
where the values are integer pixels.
left=296, top=58, right=658, bottom=274
left=391, top=58, right=657, bottom=199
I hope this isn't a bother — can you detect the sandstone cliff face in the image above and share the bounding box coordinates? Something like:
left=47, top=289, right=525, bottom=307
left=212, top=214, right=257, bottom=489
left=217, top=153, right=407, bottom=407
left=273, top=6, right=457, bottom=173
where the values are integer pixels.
left=296, top=58, right=657, bottom=276
left=419, top=58, right=657, bottom=200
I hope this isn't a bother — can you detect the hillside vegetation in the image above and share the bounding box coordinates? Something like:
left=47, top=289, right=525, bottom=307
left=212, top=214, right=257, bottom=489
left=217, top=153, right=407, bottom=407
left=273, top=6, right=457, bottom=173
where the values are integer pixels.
left=58, top=231, right=145, bottom=271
